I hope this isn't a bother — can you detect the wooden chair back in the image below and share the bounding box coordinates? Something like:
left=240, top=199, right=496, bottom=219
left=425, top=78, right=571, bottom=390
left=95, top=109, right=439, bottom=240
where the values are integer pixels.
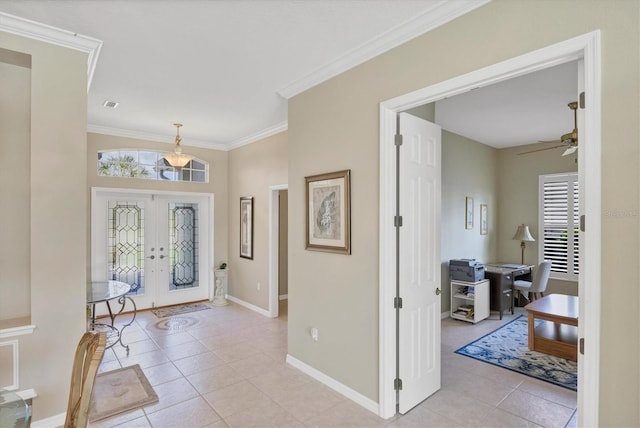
left=64, top=331, right=106, bottom=428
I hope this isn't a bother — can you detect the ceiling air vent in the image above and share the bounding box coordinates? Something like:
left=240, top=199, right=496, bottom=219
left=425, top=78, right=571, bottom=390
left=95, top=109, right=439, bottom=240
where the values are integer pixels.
left=102, top=100, right=119, bottom=109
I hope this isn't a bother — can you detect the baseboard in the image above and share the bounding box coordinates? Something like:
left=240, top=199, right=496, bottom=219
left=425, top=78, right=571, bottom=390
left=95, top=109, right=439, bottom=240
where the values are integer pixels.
left=441, top=310, right=450, bottom=319
left=279, top=294, right=288, bottom=300
left=285, top=354, right=379, bottom=416
left=32, top=412, right=65, bottom=428
left=226, top=295, right=271, bottom=317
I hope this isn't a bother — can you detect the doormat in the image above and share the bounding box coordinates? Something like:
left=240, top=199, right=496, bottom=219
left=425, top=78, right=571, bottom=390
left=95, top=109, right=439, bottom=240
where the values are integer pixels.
left=151, top=302, right=212, bottom=318
left=455, top=315, right=577, bottom=390
left=89, top=364, right=159, bottom=422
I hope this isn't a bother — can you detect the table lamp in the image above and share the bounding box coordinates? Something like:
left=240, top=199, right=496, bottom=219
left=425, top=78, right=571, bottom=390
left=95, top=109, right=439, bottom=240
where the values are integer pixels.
left=512, top=224, right=535, bottom=264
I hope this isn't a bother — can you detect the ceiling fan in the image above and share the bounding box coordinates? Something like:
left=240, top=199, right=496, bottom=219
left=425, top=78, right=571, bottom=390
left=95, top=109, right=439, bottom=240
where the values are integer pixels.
left=518, top=101, right=578, bottom=156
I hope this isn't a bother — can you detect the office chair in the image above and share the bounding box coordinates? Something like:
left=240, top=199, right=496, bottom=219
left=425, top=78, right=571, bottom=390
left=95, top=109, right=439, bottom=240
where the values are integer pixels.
left=513, top=260, right=552, bottom=303
left=65, top=331, right=106, bottom=428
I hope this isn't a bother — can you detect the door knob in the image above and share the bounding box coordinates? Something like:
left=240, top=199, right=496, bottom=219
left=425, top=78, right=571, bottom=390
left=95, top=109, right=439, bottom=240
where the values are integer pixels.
left=435, top=288, right=441, bottom=295
left=147, top=255, right=155, bottom=260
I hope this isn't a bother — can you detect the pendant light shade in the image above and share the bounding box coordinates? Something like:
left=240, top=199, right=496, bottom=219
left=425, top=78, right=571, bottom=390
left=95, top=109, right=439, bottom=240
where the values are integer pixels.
left=164, top=123, right=194, bottom=168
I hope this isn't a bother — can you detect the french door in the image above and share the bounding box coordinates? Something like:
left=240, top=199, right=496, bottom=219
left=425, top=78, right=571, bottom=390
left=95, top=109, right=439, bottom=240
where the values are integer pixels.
left=91, top=188, right=212, bottom=311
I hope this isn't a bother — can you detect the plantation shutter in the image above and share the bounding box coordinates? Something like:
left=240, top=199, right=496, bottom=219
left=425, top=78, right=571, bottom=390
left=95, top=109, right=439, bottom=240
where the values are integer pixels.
left=539, top=173, right=579, bottom=280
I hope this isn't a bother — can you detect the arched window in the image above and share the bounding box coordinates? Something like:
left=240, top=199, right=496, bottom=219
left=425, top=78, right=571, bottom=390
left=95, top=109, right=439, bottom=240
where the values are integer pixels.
left=97, top=150, right=208, bottom=183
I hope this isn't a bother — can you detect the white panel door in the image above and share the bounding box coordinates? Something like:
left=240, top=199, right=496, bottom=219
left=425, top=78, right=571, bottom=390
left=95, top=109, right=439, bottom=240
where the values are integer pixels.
left=398, top=112, right=442, bottom=414
left=92, top=189, right=210, bottom=311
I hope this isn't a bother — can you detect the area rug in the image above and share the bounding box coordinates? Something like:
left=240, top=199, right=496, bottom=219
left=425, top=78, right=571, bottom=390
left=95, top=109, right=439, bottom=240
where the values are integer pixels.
left=89, top=364, right=159, bottom=422
left=151, top=302, right=211, bottom=318
left=455, top=315, right=577, bottom=390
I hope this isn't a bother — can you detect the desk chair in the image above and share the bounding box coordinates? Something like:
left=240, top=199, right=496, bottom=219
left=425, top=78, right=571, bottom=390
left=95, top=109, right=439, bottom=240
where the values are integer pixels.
left=65, top=331, right=106, bottom=428
left=513, top=261, right=552, bottom=302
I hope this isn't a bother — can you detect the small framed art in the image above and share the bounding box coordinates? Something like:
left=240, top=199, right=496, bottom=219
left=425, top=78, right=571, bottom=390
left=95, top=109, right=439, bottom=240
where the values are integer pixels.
left=465, top=196, right=474, bottom=229
left=480, top=204, right=488, bottom=235
left=305, top=169, right=351, bottom=254
left=240, top=196, right=253, bottom=259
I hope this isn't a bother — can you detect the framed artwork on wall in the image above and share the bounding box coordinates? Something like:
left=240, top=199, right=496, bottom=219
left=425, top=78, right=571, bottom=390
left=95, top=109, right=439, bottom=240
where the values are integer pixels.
left=465, top=196, right=474, bottom=229
left=240, top=196, right=253, bottom=259
left=480, top=204, right=488, bottom=235
left=305, top=169, right=351, bottom=254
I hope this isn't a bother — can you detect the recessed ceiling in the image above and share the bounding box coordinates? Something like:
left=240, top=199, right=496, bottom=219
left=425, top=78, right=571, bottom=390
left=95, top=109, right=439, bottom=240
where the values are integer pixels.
left=0, top=0, right=490, bottom=149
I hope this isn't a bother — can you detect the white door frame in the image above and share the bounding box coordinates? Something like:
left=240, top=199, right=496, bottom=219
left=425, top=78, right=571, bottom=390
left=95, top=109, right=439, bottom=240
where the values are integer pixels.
left=91, top=187, right=215, bottom=305
left=268, top=184, right=288, bottom=317
left=379, top=31, right=601, bottom=424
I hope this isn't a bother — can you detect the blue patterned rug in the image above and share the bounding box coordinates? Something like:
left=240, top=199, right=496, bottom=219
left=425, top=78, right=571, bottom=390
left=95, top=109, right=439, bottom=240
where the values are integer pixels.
left=455, top=315, right=577, bottom=390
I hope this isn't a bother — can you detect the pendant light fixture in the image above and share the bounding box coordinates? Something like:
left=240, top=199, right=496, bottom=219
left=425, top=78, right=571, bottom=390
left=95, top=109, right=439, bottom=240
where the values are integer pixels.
left=163, top=123, right=194, bottom=168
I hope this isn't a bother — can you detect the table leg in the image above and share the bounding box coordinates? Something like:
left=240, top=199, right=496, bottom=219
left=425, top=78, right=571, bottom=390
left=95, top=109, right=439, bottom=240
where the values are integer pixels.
left=528, top=312, right=535, bottom=350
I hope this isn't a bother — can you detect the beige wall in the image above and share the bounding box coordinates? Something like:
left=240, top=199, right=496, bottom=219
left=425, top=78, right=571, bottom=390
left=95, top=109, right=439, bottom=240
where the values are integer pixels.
left=0, top=32, right=89, bottom=419
left=497, top=142, right=579, bottom=296
left=440, top=131, right=498, bottom=312
left=279, top=189, right=289, bottom=297
left=0, top=51, right=30, bottom=321
left=227, top=132, right=287, bottom=310
left=288, top=0, right=639, bottom=424
left=86, top=133, right=230, bottom=276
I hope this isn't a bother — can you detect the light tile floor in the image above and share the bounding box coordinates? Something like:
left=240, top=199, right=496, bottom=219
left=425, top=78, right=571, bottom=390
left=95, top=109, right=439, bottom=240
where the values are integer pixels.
left=89, top=302, right=577, bottom=428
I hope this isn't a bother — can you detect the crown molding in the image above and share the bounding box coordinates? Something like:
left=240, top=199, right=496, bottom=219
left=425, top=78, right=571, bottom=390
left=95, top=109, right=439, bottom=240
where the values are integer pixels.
left=226, top=121, right=288, bottom=151
left=277, top=0, right=491, bottom=99
left=87, top=124, right=228, bottom=151
left=0, top=12, right=103, bottom=91
left=88, top=121, right=288, bottom=152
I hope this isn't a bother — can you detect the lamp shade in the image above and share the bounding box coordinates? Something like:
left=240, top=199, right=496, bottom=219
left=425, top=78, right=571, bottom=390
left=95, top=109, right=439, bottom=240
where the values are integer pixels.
left=512, top=224, right=535, bottom=242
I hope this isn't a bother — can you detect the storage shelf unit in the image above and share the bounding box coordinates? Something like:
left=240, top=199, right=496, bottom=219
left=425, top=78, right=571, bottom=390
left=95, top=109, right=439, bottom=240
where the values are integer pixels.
left=450, top=279, right=490, bottom=323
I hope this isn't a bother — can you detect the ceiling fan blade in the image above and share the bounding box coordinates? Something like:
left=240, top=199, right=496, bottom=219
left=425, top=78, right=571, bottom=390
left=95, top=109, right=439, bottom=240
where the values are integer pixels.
left=539, top=139, right=561, bottom=144
left=562, top=146, right=578, bottom=156
left=518, top=145, right=564, bottom=155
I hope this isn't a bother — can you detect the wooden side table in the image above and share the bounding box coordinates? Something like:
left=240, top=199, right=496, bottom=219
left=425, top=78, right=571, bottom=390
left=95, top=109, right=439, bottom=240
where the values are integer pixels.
left=525, top=294, right=578, bottom=361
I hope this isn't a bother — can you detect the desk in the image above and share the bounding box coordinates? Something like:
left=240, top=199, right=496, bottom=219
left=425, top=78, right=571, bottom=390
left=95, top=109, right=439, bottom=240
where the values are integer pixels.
left=0, top=389, right=31, bottom=427
left=525, top=294, right=578, bottom=361
left=87, top=280, right=137, bottom=354
left=484, top=264, right=532, bottom=319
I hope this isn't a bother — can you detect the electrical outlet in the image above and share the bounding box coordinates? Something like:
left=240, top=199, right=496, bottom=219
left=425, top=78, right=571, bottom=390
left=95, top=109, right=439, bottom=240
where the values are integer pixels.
left=257, top=282, right=261, bottom=291
left=310, top=327, right=319, bottom=341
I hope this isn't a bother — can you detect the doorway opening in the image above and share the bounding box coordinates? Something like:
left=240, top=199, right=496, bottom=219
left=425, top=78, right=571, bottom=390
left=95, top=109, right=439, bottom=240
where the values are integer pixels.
left=269, top=184, right=289, bottom=318
left=379, top=31, right=601, bottom=425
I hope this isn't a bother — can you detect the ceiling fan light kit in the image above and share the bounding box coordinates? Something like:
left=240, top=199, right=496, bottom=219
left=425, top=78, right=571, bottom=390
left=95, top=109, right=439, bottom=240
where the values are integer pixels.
left=163, top=123, right=194, bottom=168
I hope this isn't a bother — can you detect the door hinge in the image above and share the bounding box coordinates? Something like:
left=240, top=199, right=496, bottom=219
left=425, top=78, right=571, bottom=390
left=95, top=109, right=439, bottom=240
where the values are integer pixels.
left=394, top=378, right=403, bottom=391
left=394, top=215, right=403, bottom=227
left=394, top=297, right=403, bottom=309
left=395, top=134, right=403, bottom=146
left=580, top=214, right=586, bottom=232
left=579, top=338, right=585, bottom=355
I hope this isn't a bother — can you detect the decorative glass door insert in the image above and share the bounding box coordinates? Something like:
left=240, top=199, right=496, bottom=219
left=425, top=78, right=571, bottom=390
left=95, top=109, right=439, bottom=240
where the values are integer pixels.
left=108, top=201, right=145, bottom=295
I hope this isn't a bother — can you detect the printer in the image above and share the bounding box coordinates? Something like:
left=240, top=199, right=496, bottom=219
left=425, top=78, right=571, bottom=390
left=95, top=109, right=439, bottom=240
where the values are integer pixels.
left=449, top=259, right=485, bottom=282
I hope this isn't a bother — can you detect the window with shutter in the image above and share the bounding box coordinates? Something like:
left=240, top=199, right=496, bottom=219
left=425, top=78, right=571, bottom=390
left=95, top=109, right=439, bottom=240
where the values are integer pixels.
left=538, top=172, right=579, bottom=281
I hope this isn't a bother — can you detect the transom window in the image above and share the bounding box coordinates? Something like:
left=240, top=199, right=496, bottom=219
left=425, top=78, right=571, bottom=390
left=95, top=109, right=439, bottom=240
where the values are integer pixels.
left=97, top=149, right=208, bottom=183
left=538, top=172, right=579, bottom=281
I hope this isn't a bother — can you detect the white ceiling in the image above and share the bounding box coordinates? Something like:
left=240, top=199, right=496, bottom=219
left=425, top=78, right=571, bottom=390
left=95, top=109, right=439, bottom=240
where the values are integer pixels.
left=435, top=60, right=579, bottom=148
left=0, top=0, right=577, bottom=150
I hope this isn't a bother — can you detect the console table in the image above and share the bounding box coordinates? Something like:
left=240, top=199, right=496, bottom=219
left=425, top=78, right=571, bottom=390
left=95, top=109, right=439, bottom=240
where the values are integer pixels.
left=87, top=280, right=137, bottom=355
left=525, top=294, right=578, bottom=361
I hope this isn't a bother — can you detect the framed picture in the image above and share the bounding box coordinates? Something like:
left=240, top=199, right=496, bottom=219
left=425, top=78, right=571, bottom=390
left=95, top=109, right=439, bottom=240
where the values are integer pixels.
left=465, top=196, right=474, bottom=229
left=480, top=204, right=488, bottom=235
left=240, top=196, right=253, bottom=259
left=305, top=169, right=351, bottom=254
